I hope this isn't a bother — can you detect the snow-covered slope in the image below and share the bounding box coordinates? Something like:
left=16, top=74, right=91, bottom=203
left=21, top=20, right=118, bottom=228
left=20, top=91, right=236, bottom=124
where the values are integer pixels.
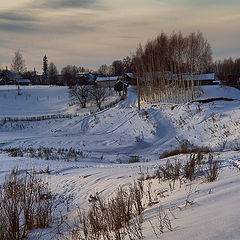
left=0, top=85, right=239, bottom=239
left=200, top=85, right=240, bottom=100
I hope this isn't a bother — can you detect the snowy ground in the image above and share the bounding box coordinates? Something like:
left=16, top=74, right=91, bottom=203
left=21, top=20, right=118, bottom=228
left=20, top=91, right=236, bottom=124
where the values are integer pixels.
left=0, top=85, right=73, bottom=117
left=0, top=85, right=119, bottom=117
left=0, top=84, right=240, bottom=239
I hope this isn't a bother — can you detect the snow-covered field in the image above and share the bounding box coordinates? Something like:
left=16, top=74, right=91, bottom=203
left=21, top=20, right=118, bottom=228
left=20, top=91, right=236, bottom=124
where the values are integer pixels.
left=0, top=84, right=239, bottom=239
left=0, top=85, right=119, bottom=118
left=0, top=85, right=73, bottom=117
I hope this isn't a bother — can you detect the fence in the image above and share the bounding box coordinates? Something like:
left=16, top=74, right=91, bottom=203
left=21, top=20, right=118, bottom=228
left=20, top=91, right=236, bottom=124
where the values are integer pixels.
left=0, top=95, right=127, bottom=125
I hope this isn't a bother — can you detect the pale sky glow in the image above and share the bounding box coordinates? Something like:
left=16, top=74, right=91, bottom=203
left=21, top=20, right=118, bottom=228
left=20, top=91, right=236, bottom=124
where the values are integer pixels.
left=0, top=0, right=240, bottom=72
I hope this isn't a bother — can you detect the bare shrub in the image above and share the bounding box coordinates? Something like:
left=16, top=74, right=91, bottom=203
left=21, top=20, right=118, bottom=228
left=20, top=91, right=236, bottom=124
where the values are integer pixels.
left=233, top=141, right=240, bottom=151
left=129, top=155, right=141, bottom=163
left=155, top=151, right=207, bottom=191
left=183, top=154, right=197, bottom=181
left=183, top=152, right=205, bottom=181
left=149, top=206, right=173, bottom=239
left=130, top=181, right=144, bottom=215
left=155, top=160, right=181, bottom=181
left=204, top=153, right=221, bottom=182
left=155, top=160, right=182, bottom=190
left=184, top=184, right=195, bottom=206
left=0, top=168, right=53, bottom=239
left=1, top=147, right=85, bottom=162
left=72, top=185, right=144, bottom=240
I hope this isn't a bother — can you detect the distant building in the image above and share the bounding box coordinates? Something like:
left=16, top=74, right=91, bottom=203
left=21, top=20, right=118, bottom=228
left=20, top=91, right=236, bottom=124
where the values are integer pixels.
left=114, top=80, right=128, bottom=95
left=0, top=70, right=21, bottom=84
left=142, top=72, right=219, bottom=86
left=95, top=76, right=123, bottom=88
left=75, top=72, right=105, bottom=85
left=124, top=73, right=137, bottom=85
left=16, top=79, right=31, bottom=86
left=181, top=73, right=219, bottom=85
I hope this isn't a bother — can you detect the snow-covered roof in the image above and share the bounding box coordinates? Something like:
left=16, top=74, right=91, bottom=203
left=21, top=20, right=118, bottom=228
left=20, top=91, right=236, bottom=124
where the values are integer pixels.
left=2, top=71, right=21, bottom=80
left=16, top=79, right=31, bottom=83
left=115, top=80, right=128, bottom=85
left=144, top=72, right=216, bottom=81
left=96, top=76, right=121, bottom=82
left=76, top=72, right=90, bottom=76
left=182, top=73, right=215, bottom=81
left=125, top=73, right=135, bottom=78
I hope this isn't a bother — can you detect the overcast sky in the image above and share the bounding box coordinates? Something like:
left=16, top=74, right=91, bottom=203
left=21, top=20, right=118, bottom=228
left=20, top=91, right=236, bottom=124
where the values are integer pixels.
left=0, top=0, right=240, bottom=72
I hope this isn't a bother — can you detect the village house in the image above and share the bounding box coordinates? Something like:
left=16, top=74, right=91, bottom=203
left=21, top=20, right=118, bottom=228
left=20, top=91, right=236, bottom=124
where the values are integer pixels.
left=0, top=70, right=21, bottom=85
left=142, top=72, right=219, bottom=86
left=95, top=76, right=123, bottom=88
left=124, top=73, right=137, bottom=85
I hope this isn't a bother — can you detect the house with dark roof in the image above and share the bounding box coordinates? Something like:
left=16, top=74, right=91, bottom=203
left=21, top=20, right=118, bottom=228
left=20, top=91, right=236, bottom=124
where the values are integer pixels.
left=0, top=70, right=21, bottom=84
left=114, top=80, right=128, bottom=95
left=124, top=73, right=137, bottom=85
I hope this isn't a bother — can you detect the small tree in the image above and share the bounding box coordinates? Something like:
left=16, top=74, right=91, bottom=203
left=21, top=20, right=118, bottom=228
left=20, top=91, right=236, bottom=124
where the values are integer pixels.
left=11, top=50, right=27, bottom=74
left=69, top=85, right=90, bottom=108
left=43, top=55, right=48, bottom=76
left=90, top=86, right=108, bottom=110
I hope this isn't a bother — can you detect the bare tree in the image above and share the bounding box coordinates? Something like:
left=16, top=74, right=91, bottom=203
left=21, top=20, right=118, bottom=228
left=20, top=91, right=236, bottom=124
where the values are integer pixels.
left=133, top=31, right=212, bottom=104
left=11, top=50, right=27, bottom=74
left=214, top=57, right=240, bottom=85
left=48, top=62, right=58, bottom=85
left=90, top=86, right=108, bottom=110
left=123, top=56, right=133, bottom=73
left=111, top=60, right=125, bottom=75
left=61, top=65, right=78, bottom=86
left=69, top=85, right=91, bottom=108
left=98, top=64, right=111, bottom=76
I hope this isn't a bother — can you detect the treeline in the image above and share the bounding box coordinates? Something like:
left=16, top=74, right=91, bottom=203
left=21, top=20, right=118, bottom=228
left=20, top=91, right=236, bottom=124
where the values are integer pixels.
left=97, top=56, right=134, bottom=76
left=131, top=31, right=213, bottom=103
left=214, top=57, right=240, bottom=84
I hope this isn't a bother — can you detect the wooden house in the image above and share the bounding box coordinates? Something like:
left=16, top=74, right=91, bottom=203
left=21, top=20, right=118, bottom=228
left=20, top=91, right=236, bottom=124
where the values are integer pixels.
left=95, top=76, right=122, bottom=88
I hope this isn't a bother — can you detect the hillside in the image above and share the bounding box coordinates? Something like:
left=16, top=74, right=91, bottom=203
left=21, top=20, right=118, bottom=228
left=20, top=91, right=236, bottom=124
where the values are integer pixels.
left=0, top=84, right=239, bottom=239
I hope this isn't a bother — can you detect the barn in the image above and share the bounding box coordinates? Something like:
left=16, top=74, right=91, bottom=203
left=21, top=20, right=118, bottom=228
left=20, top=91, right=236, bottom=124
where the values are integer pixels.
left=95, top=76, right=122, bottom=88
left=182, top=73, right=219, bottom=85
left=114, top=80, right=128, bottom=95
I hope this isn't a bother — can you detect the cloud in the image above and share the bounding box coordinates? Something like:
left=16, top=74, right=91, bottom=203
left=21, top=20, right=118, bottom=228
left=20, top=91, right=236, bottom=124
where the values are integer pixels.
left=0, top=0, right=240, bottom=71
left=0, top=12, right=36, bottom=22
left=0, top=6, right=98, bottom=35
left=34, top=0, right=100, bottom=9
left=155, top=0, right=240, bottom=6
left=0, top=22, right=34, bottom=33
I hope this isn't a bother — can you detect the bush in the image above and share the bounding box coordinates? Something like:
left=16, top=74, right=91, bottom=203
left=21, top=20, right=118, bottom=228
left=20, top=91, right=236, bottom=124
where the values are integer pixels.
left=0, top=168, right=53, bottom=239
left=72, top=185, right=144, bottom=240
left=204, top=153, right=221, bottom=182
left=1, top=147, right=85, bottom=162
